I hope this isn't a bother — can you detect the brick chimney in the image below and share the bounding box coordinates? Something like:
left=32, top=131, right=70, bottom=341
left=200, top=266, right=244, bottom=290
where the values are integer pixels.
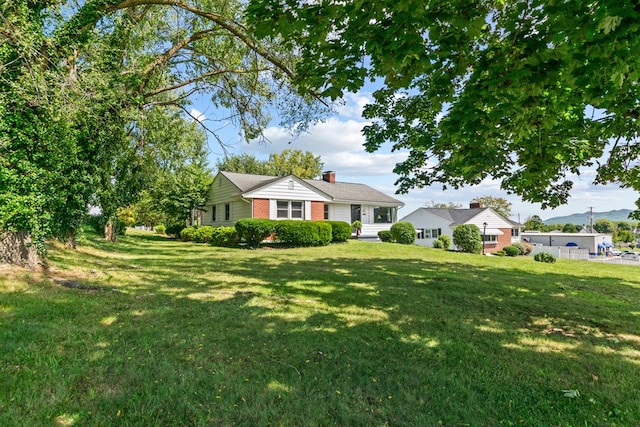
left=469, top=202, right=483, bottom=209
left=322, top=171, right=335, bottom=183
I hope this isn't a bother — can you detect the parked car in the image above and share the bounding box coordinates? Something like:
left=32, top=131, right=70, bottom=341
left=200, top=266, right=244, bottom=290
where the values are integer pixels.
left=620, top=251, right=639, bottom=259
left=610, top=249, right=622, bottom=256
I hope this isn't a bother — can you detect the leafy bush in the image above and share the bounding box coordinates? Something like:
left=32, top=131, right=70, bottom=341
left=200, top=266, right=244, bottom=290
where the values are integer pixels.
left=154, top=224, right=166, bottom=235
left=192, top=226, right=215, bottom=243
left=492, top=250, right=506, bottom=256
left=453, top=224, right=482, bottom=254
left=165, top=223, right=185, bottom=237
left=432, top=239, right=443, bottom=249
left=235, top=219, right=276, bottom=247
left=275, top=221, right=331, bottom=246
left=180, top=226, right=197, bottom=242
left=437, top=234, right=451, bottom=250
left=534, top=252, right=556, bottom=263
left=325, top=221, right=351, bottom=242
left=378, top=230, right=393, bottom=242
left=390, top=222, right=416, bottom=244
left=512, top=241, right=532, bottom=255
left=210, top=227, right=238, bottom=247
left=503, top=245, right=521, bottom=257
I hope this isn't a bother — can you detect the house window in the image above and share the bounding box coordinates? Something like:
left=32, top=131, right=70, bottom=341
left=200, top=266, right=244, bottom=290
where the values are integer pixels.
left=225, top=203, right=230, bottom=221
left=276, top=200, right=304, bottom=219
left=416, top=229, right=440, bottom=239
left=482, top=235, right=498, bottom=242
left=324, top=204, right=329, bottom=220
left=373, top=206, right=394, bottom=224
left=212, top=205, right=216, bottom=222
left=511, top=228, right=519, bottom=237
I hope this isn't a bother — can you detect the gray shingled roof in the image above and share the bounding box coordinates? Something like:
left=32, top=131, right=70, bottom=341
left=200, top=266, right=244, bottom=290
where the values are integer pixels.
left=427, top=207, right=487, bottom=225
left=219, top=171, right=403, bottom=206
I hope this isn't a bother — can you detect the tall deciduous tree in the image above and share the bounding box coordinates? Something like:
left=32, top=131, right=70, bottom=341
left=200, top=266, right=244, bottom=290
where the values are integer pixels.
left=216, top=154, right=274, bottom=175
left=247, top=1, right=640, bottom=213
left=267, top=149, right=323, bottom=179
left=524, top=215, right=544, bottom=231
left=1, top=0, right=325, bottom=260
left=471, top=196, right=512, bottom=219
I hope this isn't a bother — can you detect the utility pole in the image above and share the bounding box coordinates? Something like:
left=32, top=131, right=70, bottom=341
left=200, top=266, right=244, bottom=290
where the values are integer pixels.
left=589, top=206, right=594, bottom=233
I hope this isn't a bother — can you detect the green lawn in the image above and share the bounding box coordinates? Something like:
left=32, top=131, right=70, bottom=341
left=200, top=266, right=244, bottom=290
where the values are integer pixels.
left=1, top=229, right=639, bottom=426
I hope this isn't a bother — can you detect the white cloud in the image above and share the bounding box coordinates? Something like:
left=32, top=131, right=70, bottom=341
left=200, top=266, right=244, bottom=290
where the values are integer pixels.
left=190, top=108, right=206, bottom=123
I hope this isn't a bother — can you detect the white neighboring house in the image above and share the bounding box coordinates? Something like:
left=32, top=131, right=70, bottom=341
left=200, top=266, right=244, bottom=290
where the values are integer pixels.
left=200, top=171, right=404, bottom=237
left=400, top=203, right=523, bottom=251
left=521, top=232, right=613, bottom=255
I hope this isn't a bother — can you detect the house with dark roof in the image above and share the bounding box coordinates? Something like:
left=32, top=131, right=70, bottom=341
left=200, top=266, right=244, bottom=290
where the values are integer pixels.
left=400, top=202, right=522, bottom=252
left=201, top=171, right=404, bottom=236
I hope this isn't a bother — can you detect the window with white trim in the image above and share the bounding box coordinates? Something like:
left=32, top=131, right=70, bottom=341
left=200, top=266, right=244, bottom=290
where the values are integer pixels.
left=482, top=235, right=498, bottom=242
left=417, top=228, right=440, bottom=239
left=276, top=200, right=304, bottom=219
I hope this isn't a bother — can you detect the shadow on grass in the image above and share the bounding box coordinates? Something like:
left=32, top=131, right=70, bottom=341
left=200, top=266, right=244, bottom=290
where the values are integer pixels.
left=4, top=236, right=640, bottom=425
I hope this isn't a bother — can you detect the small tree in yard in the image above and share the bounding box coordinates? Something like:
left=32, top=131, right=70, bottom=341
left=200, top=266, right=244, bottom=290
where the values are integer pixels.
left=390, top=222, right=416, bottom=244
left=453, top=224, right=482, bottom=254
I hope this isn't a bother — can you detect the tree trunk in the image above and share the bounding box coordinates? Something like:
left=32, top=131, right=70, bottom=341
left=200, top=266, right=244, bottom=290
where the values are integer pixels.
left=104, top=220, right=117, bottom=242
left=65, top=229, right=76, bottom=249
left=0, top=230, right=41, bottom=269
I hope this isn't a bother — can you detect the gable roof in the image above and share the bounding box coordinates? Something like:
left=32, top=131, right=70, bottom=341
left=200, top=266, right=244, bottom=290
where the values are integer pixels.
left=218, top=171, right=403, bottom=206
left=406, top=206, right=521, bottom=228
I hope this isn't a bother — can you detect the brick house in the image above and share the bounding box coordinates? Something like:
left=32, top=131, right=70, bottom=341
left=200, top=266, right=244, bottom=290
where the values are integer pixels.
left=201, top=171, right=404, bottom=237
left=400, top=202, right=522, bottom=252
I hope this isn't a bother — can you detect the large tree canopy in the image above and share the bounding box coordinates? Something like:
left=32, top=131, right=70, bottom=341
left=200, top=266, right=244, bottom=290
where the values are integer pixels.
left=246, top=1, right=640, bottom=213
left=1, top=0, right=326, bottom=257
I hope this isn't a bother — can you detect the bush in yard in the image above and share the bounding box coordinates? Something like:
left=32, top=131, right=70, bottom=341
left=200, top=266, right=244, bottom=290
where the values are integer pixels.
left=453, top=224, right=482, bottom=254
left=512, top=241, right=533, bottom=255
left=437, top=234, right=451, bottom=250
left=165, top=223, right=186, bottom=237
left=154, top=224, right=166, bottom=235
left=534, top=252, right=556, bottom=263
left=390, top=221, right=416, bottom=244
left=235, top=219, right=276, bottom=247
left=210, top=227, right=238, bottom=247
left=378, top=230, right=393, bottom=242
left=492, top=250, right=506, bottom=256
left=503, top=245, right=521, bottom=257
left=275, top=221, right=331, bottom=246
left=192, top=226, right=215, bottom=243
left=432, top=239, right=443, bottom=249
left=180, top=226, right=197, bottom=242
left=326, top=221, right=351, bottom=242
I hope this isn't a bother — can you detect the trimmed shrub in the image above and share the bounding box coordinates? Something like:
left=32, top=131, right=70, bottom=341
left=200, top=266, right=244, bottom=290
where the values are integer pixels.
left=503, top=245, right=521, bottom=257
left=275, top=220, right=331, bottom=246
left=437, top=234, right=451, bottom=250
left=492, top=250, right=506, bottom=257
left=235, top=219, right=276, bottom=247
left=378, top=230, right=393, bottom=242
left=390, top=222, right=416, bottom=244
left=453, top=224, right=482, bottom=254
left=192, top=226, right=215, bottom=243
left=512, top=241, right=532, bottom=255
left=180, top=226, right=197, bottom=242
left=534, top=252, right=556, bottom=263
left=325, top=221, right=351, bottom=242
left=432, top=239, right=443, bottom=249
left=210, top=227, right=238, bottom=247
left=154, top=224, right=166, bottom=235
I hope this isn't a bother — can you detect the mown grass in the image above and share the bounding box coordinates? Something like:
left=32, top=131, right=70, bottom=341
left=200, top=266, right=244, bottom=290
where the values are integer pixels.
left=1, top=229, right=640, bottom=426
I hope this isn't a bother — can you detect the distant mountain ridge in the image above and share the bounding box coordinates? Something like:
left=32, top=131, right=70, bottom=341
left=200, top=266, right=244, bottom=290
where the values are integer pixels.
left=543, top=209, right=634, bottom=225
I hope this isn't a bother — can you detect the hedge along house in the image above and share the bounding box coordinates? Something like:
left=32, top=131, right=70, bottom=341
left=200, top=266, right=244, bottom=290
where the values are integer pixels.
left=400, top=202, right=523, bottom=252
left=201, top=171, right=405, bottom=236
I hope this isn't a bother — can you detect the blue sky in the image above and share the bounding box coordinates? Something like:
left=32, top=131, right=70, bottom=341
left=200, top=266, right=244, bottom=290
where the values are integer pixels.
left=191, top=91, right=637, bottom=223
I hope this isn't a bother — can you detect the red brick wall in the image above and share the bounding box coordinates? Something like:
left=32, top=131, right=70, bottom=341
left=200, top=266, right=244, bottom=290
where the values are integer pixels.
left=253, top=199, right=270, bottom=219
left=496, top=228, right=512, bottom=251
left=311, top=201, right=324, bottom=220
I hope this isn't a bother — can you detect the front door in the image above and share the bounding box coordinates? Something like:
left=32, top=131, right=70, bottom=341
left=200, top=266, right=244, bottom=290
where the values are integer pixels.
left=351, top=205, right=361, bottom=223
